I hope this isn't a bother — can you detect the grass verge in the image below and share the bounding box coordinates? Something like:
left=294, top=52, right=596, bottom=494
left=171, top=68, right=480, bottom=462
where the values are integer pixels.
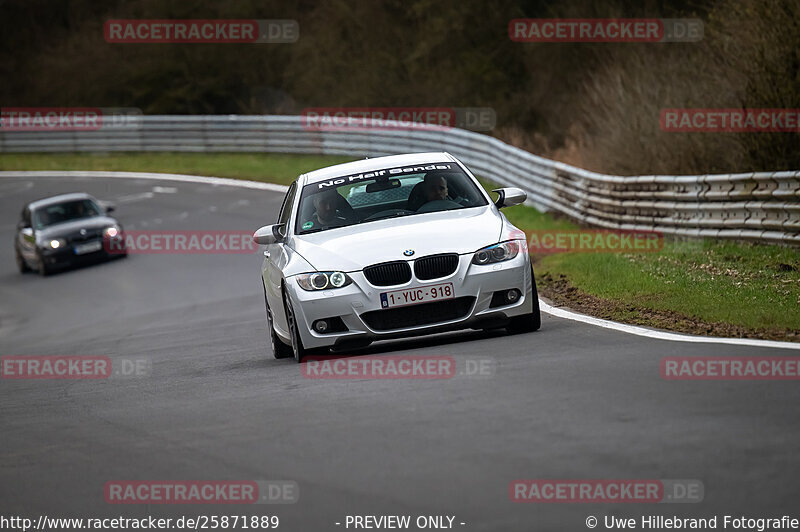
left=4, top=152, right=798, bottom=339
left=493, top=184, right=800, bottom=339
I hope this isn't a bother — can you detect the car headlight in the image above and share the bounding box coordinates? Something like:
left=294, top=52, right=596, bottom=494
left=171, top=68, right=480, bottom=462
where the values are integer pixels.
left=104, top=225, right=120, bottom=238
left=46, top=238, right=67, bottom=249
left=296, top=271, right=353, bottom=291
left=472, top=241, right=520, bottom=265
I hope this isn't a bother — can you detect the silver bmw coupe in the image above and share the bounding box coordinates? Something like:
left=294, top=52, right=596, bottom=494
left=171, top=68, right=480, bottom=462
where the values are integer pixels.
left=254, top=152, right=540, bottom=362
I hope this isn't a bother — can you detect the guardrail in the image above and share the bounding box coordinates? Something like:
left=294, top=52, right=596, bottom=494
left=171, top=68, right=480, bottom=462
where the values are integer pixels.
left=2, top=115, right=798, bottom=244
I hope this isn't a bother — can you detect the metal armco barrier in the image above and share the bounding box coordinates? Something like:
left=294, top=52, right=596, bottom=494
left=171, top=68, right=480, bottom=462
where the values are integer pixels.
left=1, top=115, right=798, bottom=244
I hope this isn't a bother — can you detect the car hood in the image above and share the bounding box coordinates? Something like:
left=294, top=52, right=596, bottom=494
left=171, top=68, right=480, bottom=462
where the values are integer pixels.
left=37, top=216, right=119, bottom=239
left=291, top=206, right=504, bottom=271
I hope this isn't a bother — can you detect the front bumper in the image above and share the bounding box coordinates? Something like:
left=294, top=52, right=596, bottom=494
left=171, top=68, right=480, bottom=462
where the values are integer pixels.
left=40, top=237, right=125, bottom=268
left=286, top=251, right=534, bottom=350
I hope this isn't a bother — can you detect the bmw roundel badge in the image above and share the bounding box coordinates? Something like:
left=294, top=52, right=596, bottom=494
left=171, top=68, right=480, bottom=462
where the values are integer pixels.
left=403, top=249, right=415, bottom=257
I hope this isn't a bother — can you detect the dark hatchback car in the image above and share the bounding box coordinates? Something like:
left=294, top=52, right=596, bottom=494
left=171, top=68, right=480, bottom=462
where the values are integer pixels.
left=14, top=192, right=127, bottom=276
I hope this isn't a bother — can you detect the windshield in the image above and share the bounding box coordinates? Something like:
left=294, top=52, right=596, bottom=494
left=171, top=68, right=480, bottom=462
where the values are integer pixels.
left=295, top=162, right=488, bottom=234
left=33, top=199, right=101, bottom=229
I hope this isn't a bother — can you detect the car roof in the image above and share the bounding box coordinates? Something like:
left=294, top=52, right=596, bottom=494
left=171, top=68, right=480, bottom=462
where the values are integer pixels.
left=27, top=192, right=96, bottom=211
left=300, top=152, right=458, bottom=186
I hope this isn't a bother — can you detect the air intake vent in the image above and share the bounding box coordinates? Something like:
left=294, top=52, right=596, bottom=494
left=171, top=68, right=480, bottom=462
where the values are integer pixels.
left=363, top=261, right=412, bottom=286
left=361, top=297, right=475, bottom=331
left=414, top=253, right=459, bottom=280
left=67, top=229, right=103, bottom=244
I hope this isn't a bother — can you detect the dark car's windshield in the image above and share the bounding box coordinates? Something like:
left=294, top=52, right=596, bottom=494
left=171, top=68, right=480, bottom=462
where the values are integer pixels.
left=33, top=199, right=101, bottom=229
left=295, top=162, right=488, bottom=234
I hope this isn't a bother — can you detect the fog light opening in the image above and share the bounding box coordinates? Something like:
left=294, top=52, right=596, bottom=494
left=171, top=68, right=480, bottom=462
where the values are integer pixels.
left=506, top=289, right=521, bottom=303
left=313, top=320, right=329, bottom=333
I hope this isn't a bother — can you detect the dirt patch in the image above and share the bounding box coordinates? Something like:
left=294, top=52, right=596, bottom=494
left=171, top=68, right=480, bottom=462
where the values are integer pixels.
left=539, top=272, right=800, bottom=343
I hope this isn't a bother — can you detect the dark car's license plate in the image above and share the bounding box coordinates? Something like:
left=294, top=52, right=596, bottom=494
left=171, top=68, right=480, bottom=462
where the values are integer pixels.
left=74, top=240, right=102, bottom=255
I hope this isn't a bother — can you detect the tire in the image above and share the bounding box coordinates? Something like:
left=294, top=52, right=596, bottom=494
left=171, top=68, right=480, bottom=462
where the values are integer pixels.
left=507, top=264, right=541, bottom=334
left=282, top=286, right=325, bottom=363
left=263, top=281, right=292, bottom=359
left=15, top=248, right=31, bottom=274
left=35, top=251, right=51, bottom=277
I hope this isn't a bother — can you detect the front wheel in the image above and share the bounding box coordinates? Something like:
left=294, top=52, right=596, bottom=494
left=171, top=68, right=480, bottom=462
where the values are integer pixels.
left=263, top=282, right=292, bottom=359
left=507, top=265, right=541, bottom=334
left=283, top=287, right=325, bottom=363
left=36, top=251, right=51, bottom=277
left=15, top=249, right=31, bottom=274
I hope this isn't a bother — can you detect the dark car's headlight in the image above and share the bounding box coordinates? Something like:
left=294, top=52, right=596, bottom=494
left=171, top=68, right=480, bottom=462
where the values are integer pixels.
left=472, top=241, right=520, bottom=265
left=104, top=225, right=121, bottom=238
left=45, top=238, right=67, bottom=250
left=296, top=271, right=353, bottom=291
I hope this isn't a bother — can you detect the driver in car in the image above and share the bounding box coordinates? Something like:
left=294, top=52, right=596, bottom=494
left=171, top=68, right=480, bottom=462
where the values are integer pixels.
left=423, top=174, right=449, bottom=203
left=312, top=191, right=351, bottom=228
left=74, top=202, right=87, bottom=217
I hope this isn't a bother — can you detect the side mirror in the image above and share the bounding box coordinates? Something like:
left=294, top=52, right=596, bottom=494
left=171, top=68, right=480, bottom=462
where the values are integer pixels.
left=253, top=224, right=286, bottom=245
left=493, top=187, right=527, bottom=209
left=105, top=205, right=116, bottom=214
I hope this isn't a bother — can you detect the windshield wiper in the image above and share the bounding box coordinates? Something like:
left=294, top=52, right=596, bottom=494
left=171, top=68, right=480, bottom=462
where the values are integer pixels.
left=360, top=211, right=414, bottom=223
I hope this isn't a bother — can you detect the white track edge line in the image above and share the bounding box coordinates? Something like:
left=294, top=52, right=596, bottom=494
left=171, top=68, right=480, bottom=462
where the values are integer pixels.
left=0, top=170, right=290, bottom=193
left=539, top=300, right=800, bottom=350
left=3, top=170, right=798, bottom=351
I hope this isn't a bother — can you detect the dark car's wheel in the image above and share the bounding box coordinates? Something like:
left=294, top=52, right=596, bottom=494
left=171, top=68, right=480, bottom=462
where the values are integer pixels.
left=35, top=251, right=51, bottom=277
left=507, top=265, right=541, bottom=334
left=15, top=249, right=31, bottom=274
left=282, top=287, right=325, bottom=363
left=263, top=282, right=292, bottom=359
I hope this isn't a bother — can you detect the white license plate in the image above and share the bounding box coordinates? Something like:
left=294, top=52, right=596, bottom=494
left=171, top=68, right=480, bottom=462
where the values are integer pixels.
left=380, top=282, right=454, bottom=309
left=74, top=240, right=102, bottom=255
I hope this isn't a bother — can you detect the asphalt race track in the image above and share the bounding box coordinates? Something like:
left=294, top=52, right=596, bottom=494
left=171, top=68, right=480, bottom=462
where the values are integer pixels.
left=1, top=174, right=799, bottom=531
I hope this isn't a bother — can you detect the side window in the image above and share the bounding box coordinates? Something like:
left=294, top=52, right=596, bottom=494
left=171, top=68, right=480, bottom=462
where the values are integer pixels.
left=277, top=182, right=297, bottom=227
